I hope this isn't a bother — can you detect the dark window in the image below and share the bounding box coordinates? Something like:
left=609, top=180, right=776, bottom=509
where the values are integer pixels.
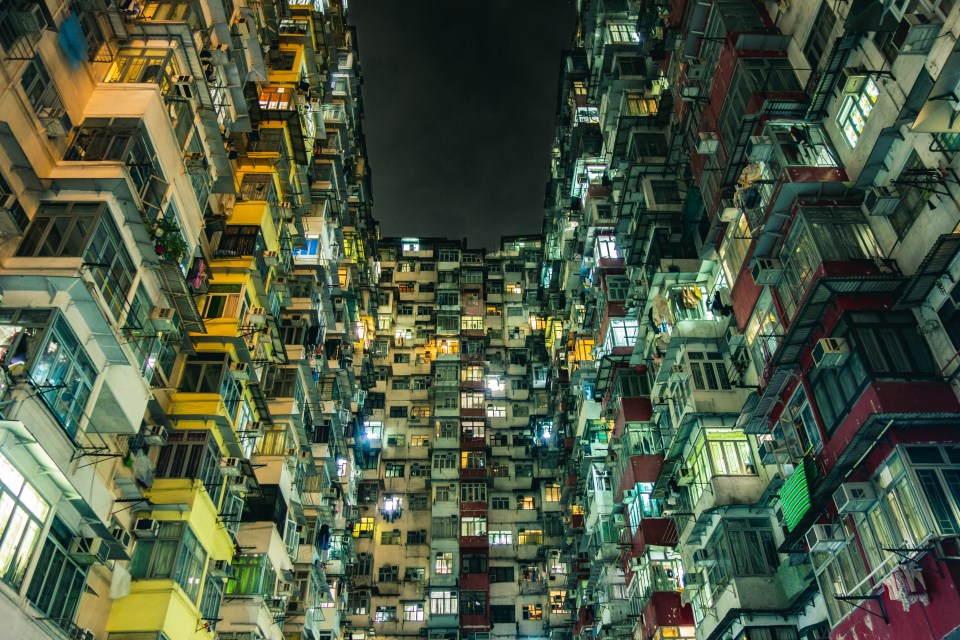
left=489, top=566, right=514, bottom=583
left=803, top=2, right=836, bottom=67
left=461, top=554, right=487, bottom=574
left=26, top=518, right=87, bottom=633
left=460, top=591, right=487, bottom=615
left=890, top=151, right=929, bottom=238
left=216, top=224, right=263, bottom=256
left=389, top=406, right=408, bottom=418
left=490, top=604, right=515, bottom=623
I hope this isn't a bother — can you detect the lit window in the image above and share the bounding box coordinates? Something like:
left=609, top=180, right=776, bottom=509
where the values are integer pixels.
left=486, top=405, right=506, bottom=418
left=0, top=451, right=49, bottom=589
left=430, top=589, right=458, bottom=614
left=518, top=497, right=536, bottom=510
left=518, top=530, right=543, bottom=545
left=523, top=604, right=543, bottom=620
left=836, top=77, right=879, bottom=148
left=596, top=236, right=619, bottom=259
left=461, top=516, right=487, bottom=537
left=374, top=606, right=397, bottom=622
left=607, top=22, right=640, bottom=44
left=403, top=602, right=425, bottom=621
left=434, top=552, right=453, bottom=575
left=544, top=484, right=561, bottom=502
left=488, top=530, right=512, bottom=545
left=353, top=517, right=375, bottom=538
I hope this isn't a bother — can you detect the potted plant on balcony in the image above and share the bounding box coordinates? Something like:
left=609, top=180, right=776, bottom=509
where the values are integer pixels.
left=148, top=216, right=188, bottom=264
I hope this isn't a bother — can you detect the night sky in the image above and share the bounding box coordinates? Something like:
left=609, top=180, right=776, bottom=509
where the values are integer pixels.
left=349, top=0, right=577, bottom=250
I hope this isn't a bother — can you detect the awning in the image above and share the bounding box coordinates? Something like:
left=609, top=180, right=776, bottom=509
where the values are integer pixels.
left=157, top=261, right=206, bottom=334
left=913, top=42, right=960, bottom=133
left=897, top=233, right=960, bottom=309
left=779, top=458, right=817, bottom=532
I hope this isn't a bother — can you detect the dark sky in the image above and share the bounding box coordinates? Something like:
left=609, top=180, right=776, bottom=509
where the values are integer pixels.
left=349, top=0, right=576, bottom=250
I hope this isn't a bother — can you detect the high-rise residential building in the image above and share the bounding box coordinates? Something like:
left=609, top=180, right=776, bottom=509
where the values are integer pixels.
left=2, top=1, right=960, bottom=640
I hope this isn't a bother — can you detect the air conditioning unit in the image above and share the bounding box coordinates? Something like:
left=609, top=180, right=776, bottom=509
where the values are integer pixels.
left=171, top=75, right=195, bottom=101
left=719, top=204, right=741, bottom=223
left=805, top=523, right=845, bottom=552
left=696, top=131, right=720, bottom=155
left=149, top=307, right=177, bottom=331
left=229, top=475, right=248, bottom=493
left=111, top=523, right=132, bottom=549
left=901, top=14, right=942, bottom=55
left=693, top=548, right=716, bottom=568
left=683, top=572, right=703, bottom=588
left=247, top=306, right=267, bottom=324
left=751, top=258, right=783, bottom=286
left=142, top=422, right=169, bottom=446
left=843, top=75, right=869, bottom=95
left=687, top=63, right=707, bottom=82
left=677, top=467, right=694, bottom=486
left=277, top=582, right=294, bottom=596
left=221, top=457, right=243, bottom=476
left=748, top=136, right=774, bottom=163
left=133, top=518, right=160, bottom=539
left=263, top=250, right=280, bottom=266
left=229, top=361, right=249, bottom=379
left=862, top=185, right=902, bottom=217
left=833, top=482, right=878, bottom=514
left=812, top=337, right=850, bottom=368
left=210, top=559, right=233, bottom=578
left=69, top=537, right=109, bottom=565
left=0, top=193, right=26, bottom=235
left=70, top=628, right=95, bottom=640
left=680, top=82, right=702, bottom=101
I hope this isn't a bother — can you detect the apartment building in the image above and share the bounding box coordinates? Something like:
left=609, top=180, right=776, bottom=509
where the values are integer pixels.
left=0, top=1, right=375, bottom=639
left=5, top=1, right=960, bottom=640
left=545, top=0, right=960, bottom=640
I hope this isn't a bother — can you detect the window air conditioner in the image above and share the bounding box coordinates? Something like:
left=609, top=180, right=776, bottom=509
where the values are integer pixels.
left=833, top=482, right=878, bottom=514
left=133, top=518, right=160, bottom=539
left=171, top=75, right=195, bottom=101
left=69, top=536, right=109, bottom=565
left=142, top=423, right=169, bottom=447
left=263, top=250, right=280, bottom=266
left=812, top=337, right=849, bottom=368
left=229, top=361, right=249, bottom=379
left=747, top=135, right=774, bottom=163
left=693, top=548, right=716, bottom=568
left=862, top=185, right=902, bottom=217
left=210, top=559, right=233, bottom=578
left=677, top=467, right=694, bottom=486
left=220, top=457, right=243, bottom=476
left=805, top=523, right=846, bottom=552
left=0, top=194, right=26, bottom=235
left=696, top=131, right=720, bottom=155
left=247, top=306, right=267, bottom=324
left=149, top=307, right=177, bottom=331
left=751, top=258, right=783, bottom=286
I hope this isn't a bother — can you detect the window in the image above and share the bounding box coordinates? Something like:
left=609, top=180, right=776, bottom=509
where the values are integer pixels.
left=0, top=451, right=48, bottom=591
left=411, top=463, right=430, bottom=477
left=607, top=318, right=639, bottom=347
left=380, top=528, right=401, bottom=545
left=378, top=565, right=399, bottom=582
left=405, top=567, right=426, bottom=582
left=393, top=353, right=410, bottom=364
left=489, top=566, right=514, bottom=583
left=607, top=22, right=639, bottom=43
left=460, top=591, right=487, bottom=615
left=18, top=202, right=136, bottom=322
left=348, top=590, right=370, bottom=615
left=407, top=529, right=428, bottom=544
left=889, top=151, right=930, bottom=238
left=386, top=434, right=406, bottom=447
left=461, top=483, right=487, bottom=502
left=20, top=55, right=70, bottom=135
left=461, top=451, right=486, bottom=469
left=461, top=516, right=487, bottom=536
left=130, top=522, right=207, bottom=602
left=803, top=2, right=836, bottom=67
left=410, top=494, right=429, bottom=510
left=518, top=530, right=543, bottom=545
left=353, top=517, right=375, bottom=538
left=719, top=212, right=753, bottom=288
left=26, top=518, right=87, bottom=631
left=374, top=606, right=397, bottom=622
left=491, top=604, right=515, bottom=623
left=434, top=552, right=454, bottom=575
left=385, top=463, right=404, bottom=478
left=156, top=431, right=224, bottom=504
left=389, top=406, right=408, bottom=418
left=430, top=589, right=458, bottom=614
left=687, top=351, right=731, bottom=391
left=491, top=464, right=510, bottom=478
left=523, top=604, right=543, bottom=620
left=489, top=531, right=512, bottom=545
left=227, top=553, right=278, bottom=598
left=491, top=496, right=510, bottom=509
left=462, top=554, right=487, bottom=574
left=403, top=602, right=425, bottom=622
left=518, top=496, right=535, bottom=510
left=837, top=77, right=879, bottom=148
left=433, top=452, right=457, bottom=469
left=486, top=405, right=506, bottom=418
